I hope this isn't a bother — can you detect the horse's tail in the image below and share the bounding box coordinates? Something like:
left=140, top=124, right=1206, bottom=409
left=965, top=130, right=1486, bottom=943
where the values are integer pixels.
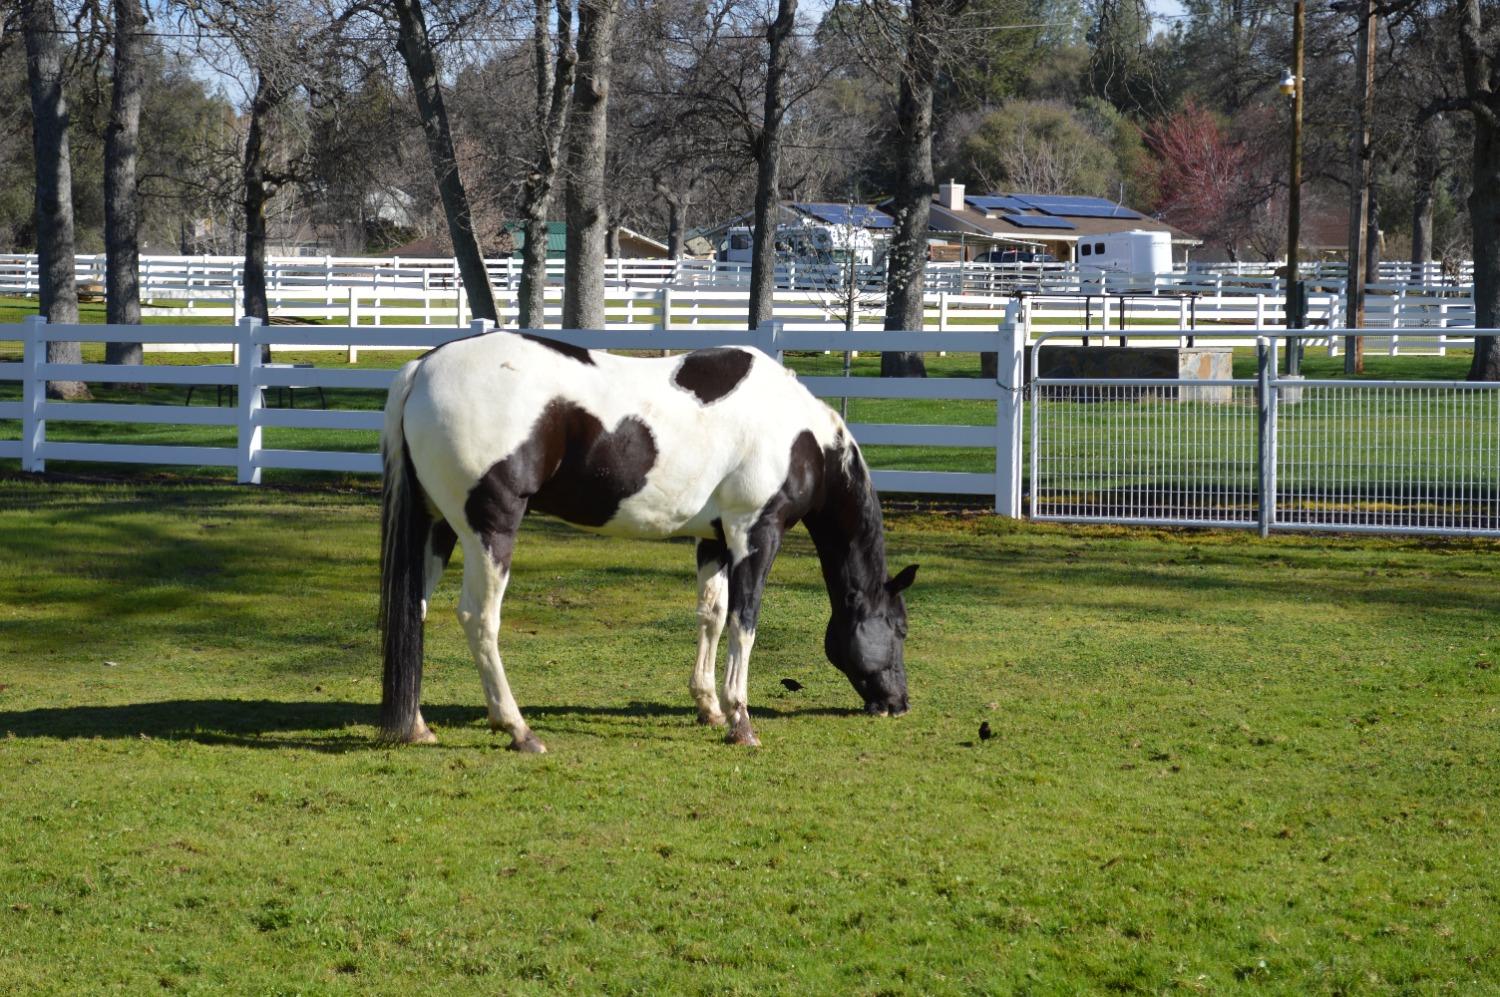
left=378, top=360, right=431, bottom=742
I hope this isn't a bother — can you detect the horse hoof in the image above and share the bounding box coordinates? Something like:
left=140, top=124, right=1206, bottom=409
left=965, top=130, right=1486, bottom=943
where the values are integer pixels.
left=409, top=724, right=438, bottom=744
left=725, top=723, right=760, bottom=747
left=509, top=732, right=547, bottom=754
left=697, top=711, right=728, bottom=727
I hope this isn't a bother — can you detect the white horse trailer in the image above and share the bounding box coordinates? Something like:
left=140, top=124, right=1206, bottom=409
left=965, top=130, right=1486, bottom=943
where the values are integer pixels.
left=1076, top=230, right=1172, bottom=274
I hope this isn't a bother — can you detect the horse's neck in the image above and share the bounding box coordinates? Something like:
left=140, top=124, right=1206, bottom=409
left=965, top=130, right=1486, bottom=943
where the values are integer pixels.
left=806, top=444, right=887, bottom=617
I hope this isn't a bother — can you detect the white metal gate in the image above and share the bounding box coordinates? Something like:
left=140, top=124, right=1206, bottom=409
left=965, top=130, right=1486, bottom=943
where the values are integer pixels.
left=1029, top=331, right=1500, bottom=537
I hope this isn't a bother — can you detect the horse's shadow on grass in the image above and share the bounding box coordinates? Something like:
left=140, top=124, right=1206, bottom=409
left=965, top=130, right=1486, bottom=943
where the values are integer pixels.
left=0, top=698, right=857, bottom=750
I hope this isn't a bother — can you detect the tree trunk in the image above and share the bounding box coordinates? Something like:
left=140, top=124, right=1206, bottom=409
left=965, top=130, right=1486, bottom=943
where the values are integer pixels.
left=1467, top=125, right=1500, bottom=379
left=393, top=0, right=498, bottom=323
left=747, top=0, right=796, bottom=329
left=22, top=0, right=89, bottom=400
left=1410, top=116, right=1437, bottom=280
left=563, top=0, right=617, bottom=330
left=605, top=219, right=621, bottom=259
left=882, top=0, right=943, bottom=379
left=1459, top=0, right=1500, bottom=379
left=242, top=73, right=277, bottom=362
left=520, top=215, right=552, bottom=329
left=104, top=0, right=146, bottom=376
left=666, top=196, right=686, bottom=260
left=518, top=0, right=574, bottom=330
left=652, top=174, right=689, bottom=260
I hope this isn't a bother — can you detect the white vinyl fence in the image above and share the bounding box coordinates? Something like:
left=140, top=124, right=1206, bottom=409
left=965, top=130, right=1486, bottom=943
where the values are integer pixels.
left=6, top=316, right=1498, bottom=537
left=0, top=314, right=1025, bottom=510
left=2, top=252, right=1480, bottom=305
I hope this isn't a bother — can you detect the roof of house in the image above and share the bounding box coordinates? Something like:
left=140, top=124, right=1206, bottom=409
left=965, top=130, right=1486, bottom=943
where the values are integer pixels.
left=923, top=191, right=1202, bottom=246
left=500, top=221, right=568, bottom=257
left=790, top=202, right=895, bottom=229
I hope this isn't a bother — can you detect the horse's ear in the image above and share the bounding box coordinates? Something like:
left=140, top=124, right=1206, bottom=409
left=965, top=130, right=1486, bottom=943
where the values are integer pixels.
left=886, top=564, right=919, bottom=595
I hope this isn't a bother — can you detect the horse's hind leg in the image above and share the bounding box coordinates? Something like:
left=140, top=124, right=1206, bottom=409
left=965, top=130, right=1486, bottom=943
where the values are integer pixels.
left=691, top=539, right=730, bottom=727
left=457, top=531, right=545, bottom=753
left=420, top=520, right=457, bottom=622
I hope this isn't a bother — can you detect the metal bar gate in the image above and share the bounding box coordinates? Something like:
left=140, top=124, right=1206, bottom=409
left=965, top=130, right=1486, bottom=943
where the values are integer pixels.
left=1029, top=331, right=1500, bottom=538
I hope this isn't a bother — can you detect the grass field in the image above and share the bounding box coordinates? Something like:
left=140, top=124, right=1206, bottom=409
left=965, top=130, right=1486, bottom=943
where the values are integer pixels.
left=2, top=477, right=1498, bottom=993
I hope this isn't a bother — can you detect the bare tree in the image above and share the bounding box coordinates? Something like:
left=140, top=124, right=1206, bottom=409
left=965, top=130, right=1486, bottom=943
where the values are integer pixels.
left=391, top=0, right=499, bottom=322
left=881, top=0, right=968, bottom=378
left=104, top=0, right=146, bottom=372
left=518, top=0, right=574, bottom=328
left=563, top=0, right=617, bottom=330
left=1458, top=0, right=1499, bottom=379
left=746, top=0, right=795, bottom=327
left=21, top=0, right=89, bottom=399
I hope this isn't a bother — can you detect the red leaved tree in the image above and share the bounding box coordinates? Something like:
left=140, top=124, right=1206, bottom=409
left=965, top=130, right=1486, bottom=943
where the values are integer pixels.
left=1146, top=100, right=1276, bottom=261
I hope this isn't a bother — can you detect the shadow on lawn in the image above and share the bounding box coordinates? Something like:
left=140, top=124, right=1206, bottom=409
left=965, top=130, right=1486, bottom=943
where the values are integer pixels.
left=0, top=698, right=855, bottom=749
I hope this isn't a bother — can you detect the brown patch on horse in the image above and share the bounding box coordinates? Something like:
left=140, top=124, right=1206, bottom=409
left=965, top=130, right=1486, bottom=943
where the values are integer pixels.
left=521, top=333, right=596, bottom=366
left=673, top=348, right=754, bottom=404
left=465, top=399, right=658, bottom=560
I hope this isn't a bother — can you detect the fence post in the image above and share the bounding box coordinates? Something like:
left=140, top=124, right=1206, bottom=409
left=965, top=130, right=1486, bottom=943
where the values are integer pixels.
left=237, top=317, right=264, bottom=485
left=995, top=301, right=1024, bottom=518
left=757, top=319, right=783, bottom=364
left=1256, top=338, right=1276, bottom=537
left=21, top=315, right=46, bottom=473
left=347, top=291, right=360, bottom=363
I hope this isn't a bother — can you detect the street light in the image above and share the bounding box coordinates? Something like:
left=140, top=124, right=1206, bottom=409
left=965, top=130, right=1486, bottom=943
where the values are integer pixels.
left=1284, top=0, right=1305, bottom=375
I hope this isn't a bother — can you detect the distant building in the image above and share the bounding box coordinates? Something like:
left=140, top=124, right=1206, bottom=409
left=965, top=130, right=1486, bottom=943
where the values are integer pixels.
left=699, top=202, right=896, bottom=254
left=922, top=182, right=1200, bottom=264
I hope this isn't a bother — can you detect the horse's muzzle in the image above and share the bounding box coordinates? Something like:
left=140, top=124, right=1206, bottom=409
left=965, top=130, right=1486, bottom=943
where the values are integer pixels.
left=865, top=694, right=909, bottom=717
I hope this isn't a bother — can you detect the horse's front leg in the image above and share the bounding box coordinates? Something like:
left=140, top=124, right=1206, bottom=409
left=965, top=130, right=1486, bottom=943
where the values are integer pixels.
left=692, top=539, right=731, bottom=726
left=721, top=523, right=785, bottom=747
left=457, top=531, right=545, bottom=754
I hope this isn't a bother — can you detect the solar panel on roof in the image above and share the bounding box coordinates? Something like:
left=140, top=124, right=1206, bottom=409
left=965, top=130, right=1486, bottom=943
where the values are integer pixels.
left=793, top=202, right=895, bottom=228
left=1003, top=214, right=1076, bottom=230
left=1014, top=194, right=1116, bottom=209
left=1012, top=194, right=1141, bottom=219
left=1045, top=205, right=1143, bottom=219
left=964, top=195, right=1031, bottom=214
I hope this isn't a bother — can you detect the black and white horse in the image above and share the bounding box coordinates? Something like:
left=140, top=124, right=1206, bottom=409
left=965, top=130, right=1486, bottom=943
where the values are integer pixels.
left=379, top=331, right=916, bottom=751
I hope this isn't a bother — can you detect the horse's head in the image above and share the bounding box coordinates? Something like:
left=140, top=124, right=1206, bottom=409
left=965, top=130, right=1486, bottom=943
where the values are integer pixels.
left=825, top=564, right=917, bottom=716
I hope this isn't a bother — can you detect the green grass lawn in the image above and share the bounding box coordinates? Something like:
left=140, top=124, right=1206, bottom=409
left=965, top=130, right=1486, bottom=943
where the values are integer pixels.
left=1, top=478, right=1497, bottom=993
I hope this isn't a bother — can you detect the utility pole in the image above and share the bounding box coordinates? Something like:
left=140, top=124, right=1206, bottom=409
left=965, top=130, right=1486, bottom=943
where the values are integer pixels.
left=1344, top=0, right=1376, bottom=373
left=1284, top=0, right=1305, bottom=374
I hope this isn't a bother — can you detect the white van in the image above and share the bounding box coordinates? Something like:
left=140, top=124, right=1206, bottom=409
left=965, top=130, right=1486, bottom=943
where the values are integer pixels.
left=1075, top=230, right=1172, bottom=275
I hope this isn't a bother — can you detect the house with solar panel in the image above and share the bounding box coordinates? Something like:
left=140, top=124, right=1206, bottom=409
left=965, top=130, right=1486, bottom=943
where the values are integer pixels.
left=925, top=182, right=1199, bottom=266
